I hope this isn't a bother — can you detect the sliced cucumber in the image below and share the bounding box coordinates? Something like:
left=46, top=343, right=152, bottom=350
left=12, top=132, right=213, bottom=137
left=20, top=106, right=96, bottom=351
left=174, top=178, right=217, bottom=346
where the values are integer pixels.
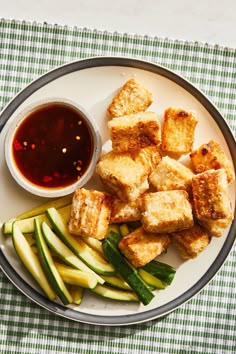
left=3, top=214, right=46, bottom=235
left=138, top=269, right=166, bottom=290
left=69, top=285, right=84, bottom=305
left=41, top=221, right=104, bottom=284
left=24, top=233, right=35, bottom=247
left=17, top=195, right=72, bottom=220
left=91, top=284, right=139, bottom=302
left=107, top=224, right=121, bottom=235
left=3, top=205, right=71, bottom=235
left=119, top=224, right=130, bottom=237
left=46, top=208, right=115, bottom=276
left=102, top=232, right=154, bottom=305
left=34, top=219, right=72, bottom=305
left=12, top=223, right=56, bottom=300
left=141, top=260, right=176, bottom=285
left=81, top=235, right=103, bottom=254
left=55, top=263, right=97, bottom=289
left=101, top=274, right=131, bottom=290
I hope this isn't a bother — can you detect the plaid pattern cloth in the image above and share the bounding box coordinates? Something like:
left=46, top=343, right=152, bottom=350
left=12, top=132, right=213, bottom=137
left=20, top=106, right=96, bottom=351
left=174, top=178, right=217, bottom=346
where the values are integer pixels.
left=0, top=19, right=235, bottom=354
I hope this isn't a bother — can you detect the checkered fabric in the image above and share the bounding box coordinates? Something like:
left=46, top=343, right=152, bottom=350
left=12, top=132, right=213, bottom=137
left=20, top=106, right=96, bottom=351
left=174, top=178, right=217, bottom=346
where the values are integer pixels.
left=0, top=19, right=235, bottom=354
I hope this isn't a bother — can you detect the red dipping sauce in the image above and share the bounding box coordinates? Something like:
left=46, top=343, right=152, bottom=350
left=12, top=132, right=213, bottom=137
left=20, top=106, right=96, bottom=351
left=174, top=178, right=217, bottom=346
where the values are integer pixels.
left=12, top=103, right=93, bottom=188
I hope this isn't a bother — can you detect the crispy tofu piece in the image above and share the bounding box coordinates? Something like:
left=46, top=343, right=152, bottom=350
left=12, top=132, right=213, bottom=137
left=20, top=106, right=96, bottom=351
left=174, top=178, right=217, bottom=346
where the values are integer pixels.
left=118, top=227, right=170, bottom=267
left=200, top=214, right=233, bottom=237
left=190, top=140, right=235, bottom=184
left=68, top=188, right=112, bottom=240
left=171, top=223, right=211, bottom=259
left=192, top=169, right=232, bottom=221
left=141, top=190, right=193, bottom=233
left=110, top=197, right=141, bottom=223
left=149, top=156, right=194, bottom=191
left=161, top=108, right=198, bottom=155
left=132, top=145, right=162, bottom=174
left=96, top=151, right=149, bottom=202
left=108, top=111, right=161, bottom=153
left=107, top=78, right=153, bottom=118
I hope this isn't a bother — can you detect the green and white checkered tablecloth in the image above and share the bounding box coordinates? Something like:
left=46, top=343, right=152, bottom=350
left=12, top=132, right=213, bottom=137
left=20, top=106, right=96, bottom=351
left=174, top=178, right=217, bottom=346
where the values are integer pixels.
left=0, top=18, right=235, bottom=354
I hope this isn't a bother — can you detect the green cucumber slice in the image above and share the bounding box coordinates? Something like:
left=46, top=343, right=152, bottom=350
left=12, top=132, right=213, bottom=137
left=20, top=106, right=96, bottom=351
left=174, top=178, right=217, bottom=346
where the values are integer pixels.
left=101, top=275, right=131, bottom=290
left=41, top=221, right=104, bottom=284
left=138, top=269, right=166, bottom=290
left=46, top=207, right=115, bottom=276
left=17, top=195, right=72, bottom=219
left=141, top=260, right=176, bottom=285
left=91, top=284, right=139, bottom=302
left=69, top=286, right=84, bottom=305
left=12, top=223, right=56, bottom=301
left=3, top=205, right=71, bottom=235
left=34, top=219, right=72, bottom=305
left=102, top=233, right=154, bottom=305
left=55, top=263, right=97, bottom=289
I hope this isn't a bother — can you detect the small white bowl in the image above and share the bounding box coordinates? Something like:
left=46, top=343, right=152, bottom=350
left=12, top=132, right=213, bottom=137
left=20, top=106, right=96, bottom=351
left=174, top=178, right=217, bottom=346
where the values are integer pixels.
left=4, top=98, right=102, bottom=198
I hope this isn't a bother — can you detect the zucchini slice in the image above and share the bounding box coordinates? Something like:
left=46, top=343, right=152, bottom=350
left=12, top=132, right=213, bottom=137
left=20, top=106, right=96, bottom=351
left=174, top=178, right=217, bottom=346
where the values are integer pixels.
left=34, top=219, right=72, bottom=305
left=91, top=284, right=139, bottom=302
left=3, top=214, right=46, bottom=235
left=69, top=286, right=84, bottom=305
left=80, top=235, right=103, bottom=254
left=46, top=207, right=115, bottom=275
left=119, top=224, right=129, bottom=237
left=41, top=221, right=104, bottom=284
left=17, top=195, right=72, bottom=220
left=12, top=223, right=56, bottom=301
left=102, top=232, right=154, bottom=305
left=138, top=269, right=166, bottom=290
left=3, top=205, right=71, bottom=235
left=141, top=260, right=176, bottom=285
left=101, top=275, right=131, bottom=290
left=55, top=263, right=97, bottom=289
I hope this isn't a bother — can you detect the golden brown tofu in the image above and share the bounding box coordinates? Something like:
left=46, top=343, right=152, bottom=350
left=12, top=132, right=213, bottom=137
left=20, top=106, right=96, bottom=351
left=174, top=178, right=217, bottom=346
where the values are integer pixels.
left=108, top=111, right=161, bottom=153
left=141, top=190, right=193, bottom=233
left=171, top=223, right=211, bottom=259
left=200, top=214, right=233, bottom=237
left=132, top=145, right=162, bottom=174
left=68, top=188, right=112, bottom=240
left=107, top=78, right=153, bottom=118
left=110, top=197, right=141, bottom=223
left=149, top=156, right=194, bottom=191
left=190, top=140, right=235, bottom=184
left=118, top=227, right=170, bottom=267
left=161, top=108, right=198, bottom=155
left=192, top=169, right=232, bottom=221
left=96, top=151, right=149, bottom=202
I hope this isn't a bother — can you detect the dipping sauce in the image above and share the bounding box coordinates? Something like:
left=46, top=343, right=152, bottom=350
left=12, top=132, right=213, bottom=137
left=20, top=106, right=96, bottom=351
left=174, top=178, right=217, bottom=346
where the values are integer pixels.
left=12, top=103, right=93, bottom=188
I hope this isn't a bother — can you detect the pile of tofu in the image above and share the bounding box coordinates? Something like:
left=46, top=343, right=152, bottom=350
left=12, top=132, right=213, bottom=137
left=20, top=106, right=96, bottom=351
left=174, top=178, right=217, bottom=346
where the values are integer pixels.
left=68, top=79, right=235, bottom=268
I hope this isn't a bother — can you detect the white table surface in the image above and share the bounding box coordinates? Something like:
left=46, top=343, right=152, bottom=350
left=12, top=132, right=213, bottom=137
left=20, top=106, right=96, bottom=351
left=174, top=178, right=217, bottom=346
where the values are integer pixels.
left=1, top=0, right=236, bottom=49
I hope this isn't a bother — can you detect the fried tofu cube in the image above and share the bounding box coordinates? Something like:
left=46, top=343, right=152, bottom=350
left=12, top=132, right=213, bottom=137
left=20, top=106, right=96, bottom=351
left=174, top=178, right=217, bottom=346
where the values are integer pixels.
left=190, top=140, right=235, bottom=184
left=149, top=156, right=194, bottom=191
left=192, top=169, right=232, bottom=221
left=200, top=214, right=233, bottom=237
left=171, top=223, right=211, bottom=259
left=96, top=151, right=149, bottom=201
left=161, top=108, right=198, bottom=154
left=132, top=145, right=162, bottom=174
left=110, top=197, right=141, bottom=223
left=141, top=190, right=194, bottom=233
left=107, top=78, right=153, bottom=118
left=108, top=111, right=161, bottom=153
left=118, top=227, right=170, bottom=267
left=68, top=188, right=112, bottom=240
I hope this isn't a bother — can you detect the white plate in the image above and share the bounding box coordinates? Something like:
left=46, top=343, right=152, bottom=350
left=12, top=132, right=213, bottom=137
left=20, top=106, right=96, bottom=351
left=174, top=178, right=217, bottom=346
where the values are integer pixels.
left=0, top=57, right=235, bottom=326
